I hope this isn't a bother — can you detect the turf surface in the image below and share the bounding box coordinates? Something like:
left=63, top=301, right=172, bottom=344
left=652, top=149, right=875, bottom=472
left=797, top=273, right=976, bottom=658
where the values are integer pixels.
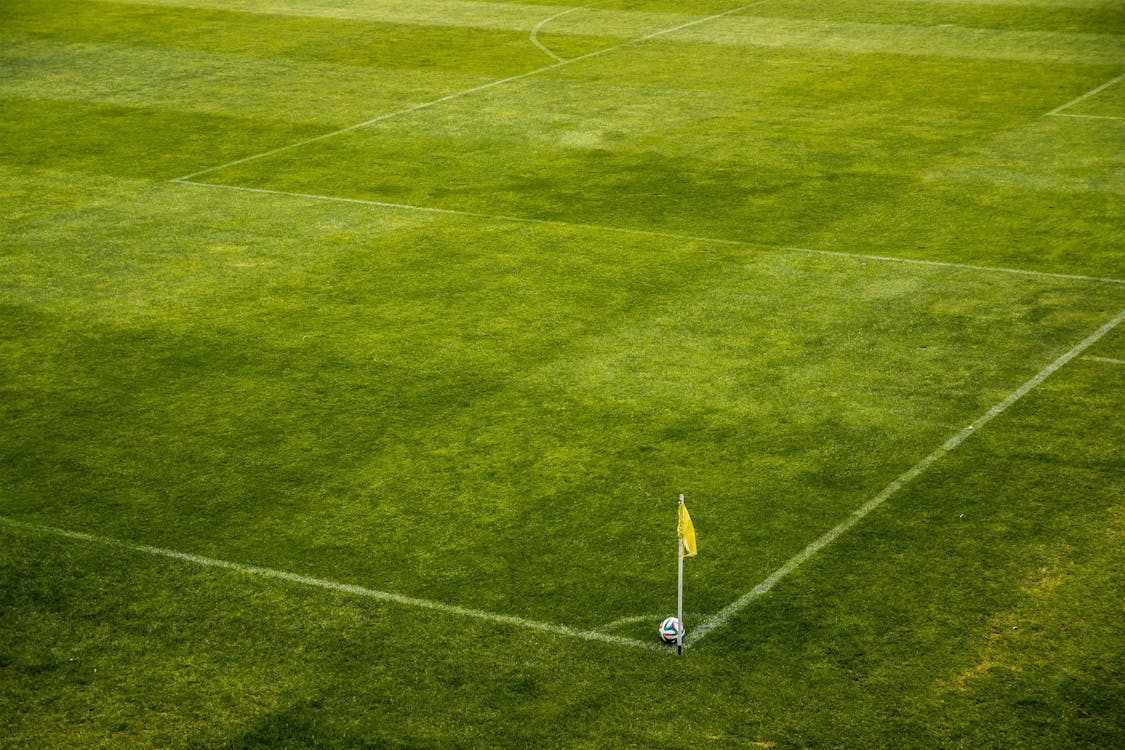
left=2, top=0, right=1123, bottom=747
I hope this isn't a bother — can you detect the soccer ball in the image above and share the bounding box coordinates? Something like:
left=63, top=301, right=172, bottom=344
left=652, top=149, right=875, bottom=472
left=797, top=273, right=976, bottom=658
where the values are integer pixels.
left=659, top=616, right=684, bottom=643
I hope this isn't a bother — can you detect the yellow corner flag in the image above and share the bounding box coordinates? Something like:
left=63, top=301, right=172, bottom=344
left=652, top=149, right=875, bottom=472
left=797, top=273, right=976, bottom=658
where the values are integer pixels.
left=678, top=500, right=697, bottom=557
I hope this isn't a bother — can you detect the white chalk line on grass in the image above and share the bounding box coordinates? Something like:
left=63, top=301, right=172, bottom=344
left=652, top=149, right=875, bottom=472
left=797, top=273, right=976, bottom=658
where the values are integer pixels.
left=174, top=0, right=774, bottom=182
left=686, top=308, right=1125, bottom=647
left=597, top=613, right=667, bottom=632
left=1046, top=71, right=1125, bottom=117
left=1048, top=112, right=1125, bottom=122
left=778, top=245, right=1124, bottom=286
left=174, top=179, right=1125, bottom=287
left=530, top=4, right=598, bottom=63
left=6, top=321, right=1120, bottom=655
left=1082, top=355, right=1125, bottom=366
left=0, top=514, right=661, bottom=652
left=596, top=612, right=708, bottom=633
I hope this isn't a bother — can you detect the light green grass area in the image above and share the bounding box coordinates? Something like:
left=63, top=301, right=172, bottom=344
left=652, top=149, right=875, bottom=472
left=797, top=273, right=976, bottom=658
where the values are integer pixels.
left=2, top=0, right=1122, bottom=747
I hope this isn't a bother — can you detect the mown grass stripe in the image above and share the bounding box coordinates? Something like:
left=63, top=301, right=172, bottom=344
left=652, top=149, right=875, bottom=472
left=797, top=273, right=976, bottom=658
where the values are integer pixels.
left=669, top=17, right=1125, bottom=64
left=175, top=179, right=1125, bottom=287
left=106, top=0, right=745, bottom=37
left=101, top=0, right=626, bottom=33
left=0, top=514, right=662, bottom=652
left=686, top=307, right=1125, bottom=647
left=174, top=0, right=773, bottom=181
left=0, top=36, right=485, bottom=125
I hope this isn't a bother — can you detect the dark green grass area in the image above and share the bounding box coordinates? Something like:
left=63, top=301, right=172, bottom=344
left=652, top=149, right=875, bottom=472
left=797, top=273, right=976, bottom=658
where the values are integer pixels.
left=3, top=179, right=1121, bottom=630
left=2, top=0, right=1123, bottom=747
left=702, top=360, right=1125, bottom=749
left=1, top=0, right=555, bottom=75
left=1, top=363, right=1120, bottom=749
left=0, top=98, right=327, bottom=179
left=205, top=42, right=1124, bottom=276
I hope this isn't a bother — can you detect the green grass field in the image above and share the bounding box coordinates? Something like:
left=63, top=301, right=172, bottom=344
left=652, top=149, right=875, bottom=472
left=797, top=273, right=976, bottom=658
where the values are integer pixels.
left=2, top=0, right=1123, bottom=747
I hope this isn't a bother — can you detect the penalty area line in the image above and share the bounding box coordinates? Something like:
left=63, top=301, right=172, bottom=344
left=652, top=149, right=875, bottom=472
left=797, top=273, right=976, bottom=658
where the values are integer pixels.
left=686, top=308, right=1125, bottom=647
left=780, top=246, right=1124, bottom=286
left=0, top=515, right=661, bottom=652
left=1046, top=72, right=1125, bottom=117
left=1082, top=355, right=1125, bottom=366
left=1048, top=112, right=1125, bottom=122
left=175, top=179, right=1125, bottom=287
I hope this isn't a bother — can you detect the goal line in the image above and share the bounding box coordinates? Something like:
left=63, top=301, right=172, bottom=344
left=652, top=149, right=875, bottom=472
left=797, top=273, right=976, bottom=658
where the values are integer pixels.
left=0, top=514, right=661, bottom=652
left=2, top=310, right=1119, bottom=651
left=686, top=307, right=1125, bottom=646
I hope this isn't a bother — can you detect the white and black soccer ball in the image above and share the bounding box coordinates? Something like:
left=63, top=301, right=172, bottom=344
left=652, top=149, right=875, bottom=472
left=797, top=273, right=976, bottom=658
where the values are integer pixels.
left=659, top=616, right=684, bottom=643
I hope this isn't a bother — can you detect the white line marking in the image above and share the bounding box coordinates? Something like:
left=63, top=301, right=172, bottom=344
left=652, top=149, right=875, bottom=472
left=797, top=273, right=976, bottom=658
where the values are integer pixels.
left=531, top=4, right=597, bottom=63
left=1046, top=72, right=1125, bottom=116
left=597, top=613, right=666, bottom=631
left=596, top=612, right=706, bottom=631
left=1047, top=112, right=1125, bottom=121
left=686, top=308, right=1125, bottom=647
left=779, top=245, right=1125, bottom=286
left=173, top=0, right=774, bottom=181
left=0, top=515, right=661, bottom=652
left=1082, top=355, right=1125, bottom=366
left=174, top=179, right=1125, bottom=286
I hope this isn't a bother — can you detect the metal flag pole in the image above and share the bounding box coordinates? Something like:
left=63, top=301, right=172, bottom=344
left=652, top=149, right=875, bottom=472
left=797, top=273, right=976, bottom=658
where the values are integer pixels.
left=677, top=493, right=685, bottom=656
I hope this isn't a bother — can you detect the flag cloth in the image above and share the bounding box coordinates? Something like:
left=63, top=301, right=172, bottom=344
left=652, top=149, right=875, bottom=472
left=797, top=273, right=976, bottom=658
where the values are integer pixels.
left=678, top=502, right=697, bottom=557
